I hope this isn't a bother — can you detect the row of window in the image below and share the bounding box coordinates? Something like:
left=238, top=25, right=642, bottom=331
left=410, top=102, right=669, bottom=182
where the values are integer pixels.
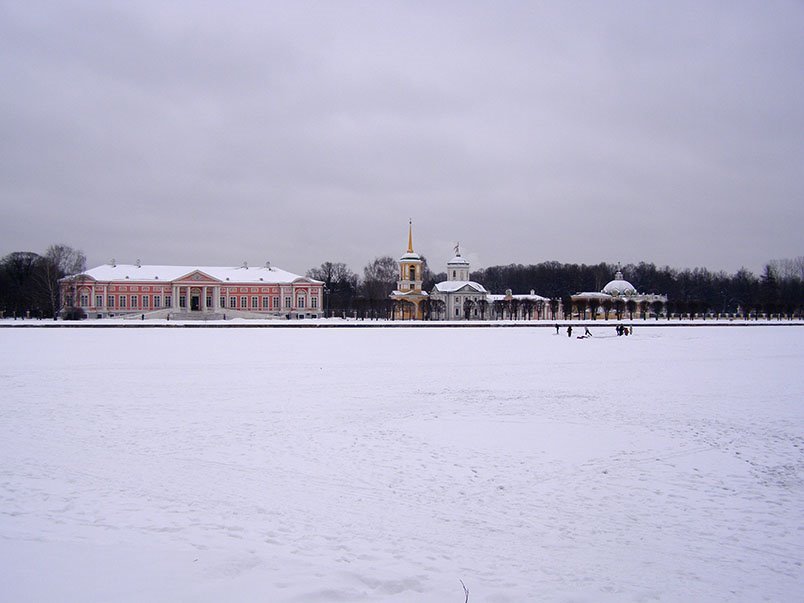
left=79, top=294, right=318, bottom=310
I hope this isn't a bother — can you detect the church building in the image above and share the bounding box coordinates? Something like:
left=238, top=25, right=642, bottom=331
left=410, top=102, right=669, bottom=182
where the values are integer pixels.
left=429, top=245, right=489, bottom=319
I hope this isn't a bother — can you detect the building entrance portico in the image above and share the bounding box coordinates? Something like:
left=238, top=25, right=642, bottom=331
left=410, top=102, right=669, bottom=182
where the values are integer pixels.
left=172, top=272, right=222, bottom=314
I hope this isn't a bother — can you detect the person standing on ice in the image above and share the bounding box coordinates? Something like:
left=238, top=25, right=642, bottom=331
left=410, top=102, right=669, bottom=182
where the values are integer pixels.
left=555, top=323, right=559, bottom=334
left=584, top=326, right=592, bottom=337
left=567, top=325, right=573, bottom=337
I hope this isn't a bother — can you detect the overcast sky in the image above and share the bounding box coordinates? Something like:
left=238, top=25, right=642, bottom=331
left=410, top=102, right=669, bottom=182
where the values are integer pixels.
left=1, top=1, right=802, bottom=276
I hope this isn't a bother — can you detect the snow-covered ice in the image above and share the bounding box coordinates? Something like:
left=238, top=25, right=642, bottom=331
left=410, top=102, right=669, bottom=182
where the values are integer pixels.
left=0, top=326, right=801, bottom=601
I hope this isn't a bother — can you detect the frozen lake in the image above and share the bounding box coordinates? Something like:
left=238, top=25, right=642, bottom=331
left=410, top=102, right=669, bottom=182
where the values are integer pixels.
left=1, top=326, right=802, bottom=601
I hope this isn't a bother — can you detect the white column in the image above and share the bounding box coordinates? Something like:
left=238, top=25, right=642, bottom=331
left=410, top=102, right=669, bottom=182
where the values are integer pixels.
left=172, top=285, right=178, bottom=310
left=213, top=286, right=220, bottom=312
left=202, top=286, right=207, bottom=312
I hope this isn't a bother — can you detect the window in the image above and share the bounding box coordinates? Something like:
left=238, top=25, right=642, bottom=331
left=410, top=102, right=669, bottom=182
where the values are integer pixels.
left=251, top=296, right=258, bottom=308
left=142, top=295, right=149, bottom=308
left=206, top=296, right=212, bottom=308
left=311, top=297, right=318, bottom=308
left=240, top=296, right=247, bottom=308
left=453, top=270, right=456, bottom=278
left=120, top=296, right=127, bottom=308
left=220, top=297, right=225, bottom=308
left=130, top=295, right=138, bottom=308
left=108, top=295, right=115, bottom=308
left=455, top=308, right=459, bottom=316
left=262, top=296, right=269, bottom=308
left=165, top=295, right=171, bottom=307
left=297, top=295, right=305, bottom=308
left=80, top=293, right=89, bottom=306
left=409, top=267, right=416, bottom=280
left=95, top=295, right=103, bottom=307
left=179, top=295, right=186, bottom=308
left=230, top=296, right=236, bottom=308
left=273, top=296, right=279, bottom=309
left=285, top=296, right=292, bottom=308
left=154, top=295, right=161, bottom=308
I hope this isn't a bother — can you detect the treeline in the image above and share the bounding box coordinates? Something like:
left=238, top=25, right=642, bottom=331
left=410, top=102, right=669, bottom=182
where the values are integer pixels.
left=469, top=259, right=803, bottom=317
left=308, top=256, right=804, bottom=319
left=0, top=245, right=86, bottom=318
left=2, top=247, right=802, bottom=319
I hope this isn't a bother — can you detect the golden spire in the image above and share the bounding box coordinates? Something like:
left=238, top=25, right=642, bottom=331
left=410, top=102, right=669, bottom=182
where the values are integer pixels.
left=407, top=219, right=414, bottom=253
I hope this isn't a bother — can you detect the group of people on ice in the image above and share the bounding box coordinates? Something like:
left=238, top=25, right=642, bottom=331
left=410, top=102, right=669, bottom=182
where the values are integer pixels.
left=554, top=324, right=633, bottom=338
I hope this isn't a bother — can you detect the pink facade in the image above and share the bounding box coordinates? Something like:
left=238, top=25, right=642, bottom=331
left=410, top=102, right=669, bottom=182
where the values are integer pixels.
left=61, top=264, right=324, bottom=319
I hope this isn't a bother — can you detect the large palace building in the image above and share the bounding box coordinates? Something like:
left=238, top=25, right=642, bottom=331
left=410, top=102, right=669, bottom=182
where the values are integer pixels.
left=60, top=261, right=324, bottom=319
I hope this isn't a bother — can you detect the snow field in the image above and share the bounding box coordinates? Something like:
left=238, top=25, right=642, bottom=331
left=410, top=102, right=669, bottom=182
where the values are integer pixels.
left=0, top=326, right=802, bottom=601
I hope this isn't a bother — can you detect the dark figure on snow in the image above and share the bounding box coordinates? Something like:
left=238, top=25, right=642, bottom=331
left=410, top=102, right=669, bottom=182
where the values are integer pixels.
left=567, top=325, right=573, bottom=337
left=555, top=324, right=559, bottom=334
left=584, top=326, right=592, bottom=337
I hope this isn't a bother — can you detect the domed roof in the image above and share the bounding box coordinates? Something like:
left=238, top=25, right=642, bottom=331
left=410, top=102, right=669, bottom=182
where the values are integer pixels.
left=447, top=254, right=470, bottom=266
left=602, top=270, right=637, bottom=296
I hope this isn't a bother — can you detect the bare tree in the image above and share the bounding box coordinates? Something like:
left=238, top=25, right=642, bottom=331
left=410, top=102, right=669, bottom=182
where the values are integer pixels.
left=35, top=244, right=86, bottom=316
left=574, top=298, right=588, bottom=320
left=638, top=300, right=649, bottom=319
left=520, top=298, right=534, bottom=320
left=361, top=256, right=398, bottom=309
left=588, top=297, right=600, bottom=320
left=307, top=261, right=358, bottom=317
left=477, top=298, right=488, bottom=319
left=614, top=299, right=625, bottom=320
left=0, top=252, right=42, bottom=317
left=601, top=298, right=613, bottom=320
left=768, top=256, right=804, bottom=281
left=463, top=298, right=475, bottom=320
left=548, top=298, right=560, bottom=320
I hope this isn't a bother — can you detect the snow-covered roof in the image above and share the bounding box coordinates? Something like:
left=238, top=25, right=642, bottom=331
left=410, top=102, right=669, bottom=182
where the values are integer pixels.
left=573, top=292, right=612, bottom=300
left=446, top=255, right=470, bottom=266
left=399, top=251, right=422, bottom=261
left=432, top=280, right=488, bottom=294
left=391, top=289, right=428, bottom=297
left=64, top=264, right=322, bottom=285
left=487, top=292, right=549, bottom=302
left=602, top=270, right=637, bottom=296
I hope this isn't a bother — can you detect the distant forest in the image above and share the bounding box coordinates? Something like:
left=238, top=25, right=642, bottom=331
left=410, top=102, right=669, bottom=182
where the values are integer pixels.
left=1, top=246, right=802, bottom=319
left=309, top=256, right=804, bottom=319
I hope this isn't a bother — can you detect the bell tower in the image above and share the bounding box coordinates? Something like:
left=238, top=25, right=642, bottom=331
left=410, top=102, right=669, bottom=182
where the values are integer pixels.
left=389, top=220, right=428, bottom=319
left=397, top=220, right=423, bottom=292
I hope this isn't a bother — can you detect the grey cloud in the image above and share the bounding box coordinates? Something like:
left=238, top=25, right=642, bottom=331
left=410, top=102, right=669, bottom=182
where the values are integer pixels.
left=1, top=0, right=802, bottom=276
